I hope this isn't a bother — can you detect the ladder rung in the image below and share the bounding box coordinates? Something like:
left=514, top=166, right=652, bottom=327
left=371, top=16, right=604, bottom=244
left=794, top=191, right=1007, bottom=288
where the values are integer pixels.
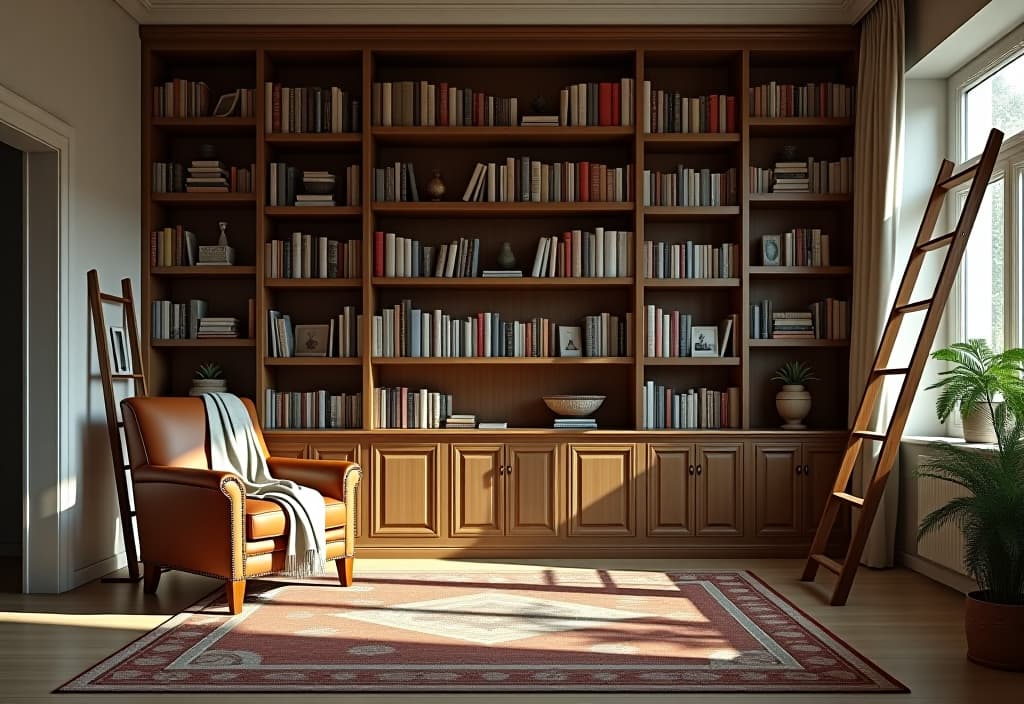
left=99, top=293, right=130, bottom=304
left=874, top=366, right=910, bottom=376
left=937, top=164, right=978, bottom=191
left=918, top=232, right=956, bottom=252
left=111, top=373, right=145, bottom=380
left=833, top=491, right=865, bottom=507
left=810, top=553, right=843, bottom=575
left=117, top=421, right=124, bottom=427
left=852, top=430, right=887, bottom=442
left=892, top=299, right=932, bottom=316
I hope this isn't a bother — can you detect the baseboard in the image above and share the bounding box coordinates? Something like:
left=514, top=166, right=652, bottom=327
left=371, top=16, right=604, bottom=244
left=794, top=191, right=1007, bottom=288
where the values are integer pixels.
left=899, top=551, right=977, bottom=594
left=72, top=552, right=126, bottom=589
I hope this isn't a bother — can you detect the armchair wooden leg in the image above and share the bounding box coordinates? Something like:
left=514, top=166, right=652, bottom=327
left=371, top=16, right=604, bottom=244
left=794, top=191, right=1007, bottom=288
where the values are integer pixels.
left=143, top=562, right=161, bottom=594
left=226, top=580, right=246, bottom=615
left=336, top=557, right=354, bottom=587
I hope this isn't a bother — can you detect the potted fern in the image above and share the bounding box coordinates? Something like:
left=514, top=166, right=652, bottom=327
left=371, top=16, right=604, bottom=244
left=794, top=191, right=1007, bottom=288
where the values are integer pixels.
left=917, top=404, right=1024, bottom=670
left=188, top=361, right=227, bottom=396
left=924, top=339, right=1024, bottom=443
left=770, top=361, right=818, bottom=429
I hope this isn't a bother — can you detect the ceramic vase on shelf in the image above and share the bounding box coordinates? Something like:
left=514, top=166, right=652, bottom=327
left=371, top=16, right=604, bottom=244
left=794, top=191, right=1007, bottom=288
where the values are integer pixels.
left=775, top=384, right=811, bottom=429
left=425, top=170, right=446, bottom=201
left=497, top=241, right=517, bottom=270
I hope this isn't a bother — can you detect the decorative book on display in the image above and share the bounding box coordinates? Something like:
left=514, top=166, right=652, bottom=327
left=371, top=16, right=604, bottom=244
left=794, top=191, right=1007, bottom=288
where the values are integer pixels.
left=554, top=417, right=597, bottom=429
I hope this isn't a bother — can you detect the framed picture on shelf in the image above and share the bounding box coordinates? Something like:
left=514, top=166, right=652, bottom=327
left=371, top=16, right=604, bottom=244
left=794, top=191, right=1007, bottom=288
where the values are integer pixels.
left=108, top=326, right=132, bottom=374
left=761, top=235, right=782, bottom=266
left=691, top=325, right=719, bottom=357
left=558, top=326, right=583, bottom=357
left=294, top=324, right=329, bottom=357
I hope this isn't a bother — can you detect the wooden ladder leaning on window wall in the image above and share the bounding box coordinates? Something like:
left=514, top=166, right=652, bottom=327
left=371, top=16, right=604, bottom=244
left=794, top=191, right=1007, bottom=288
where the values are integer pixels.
left=87, top=269, right=149, bottom=583
left=801, top=127, right=1004, bottom=606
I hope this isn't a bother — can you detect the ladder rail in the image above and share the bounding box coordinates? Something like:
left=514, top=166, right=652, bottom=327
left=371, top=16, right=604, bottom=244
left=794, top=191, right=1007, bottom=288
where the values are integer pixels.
left=802, top=128, right=1004, bottom=604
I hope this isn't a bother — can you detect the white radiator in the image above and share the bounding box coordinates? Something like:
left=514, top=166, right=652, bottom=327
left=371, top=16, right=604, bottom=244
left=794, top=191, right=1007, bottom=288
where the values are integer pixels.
left=916, top=473, right=969, bottom=575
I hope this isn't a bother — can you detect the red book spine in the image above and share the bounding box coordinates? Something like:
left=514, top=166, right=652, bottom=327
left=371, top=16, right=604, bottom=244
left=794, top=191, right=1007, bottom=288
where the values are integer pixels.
left=174, top=224, right=183, bottom=266
left=564, top=231, right=572, bottom=277
left=439, top=82, right=448, bottom=126
left=475, top=93, right=484, bottom=127
left=708, top=94, right=719, bottom=133
left=654, top=307, right=662, bottom=357
left=598, top=82, right=612, bottom=126
left=579, top=161, right=590, bottom=202
left=150, top=230, right=158, bottom=266
left=611, top=81, right=621, bottom=126
left=230, top=166, right=238, bottom=192
left=374, top=231, right=384, bottom=276
left=726, top=96, right=736, bottom=132
left=477, top=312, right=485, bottom=356
left=671, top=310, right=680, bottom=357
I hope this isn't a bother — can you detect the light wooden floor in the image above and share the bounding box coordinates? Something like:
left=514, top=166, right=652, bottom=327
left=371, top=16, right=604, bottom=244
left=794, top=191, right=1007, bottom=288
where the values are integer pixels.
left=0, top=558, right=1019, bottom=702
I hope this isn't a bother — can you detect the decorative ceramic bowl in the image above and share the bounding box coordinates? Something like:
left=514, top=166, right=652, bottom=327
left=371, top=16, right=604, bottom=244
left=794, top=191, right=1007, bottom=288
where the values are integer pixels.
left=303, top=180, right=335, bottom=195
left=542, top=395, right=605, bottom=417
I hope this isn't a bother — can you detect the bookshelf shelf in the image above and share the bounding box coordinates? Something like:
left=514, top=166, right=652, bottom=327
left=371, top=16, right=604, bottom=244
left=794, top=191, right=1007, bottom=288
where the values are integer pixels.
left=264, top=206, right=362, bottom=218
left=372, top=125, right=633, bottom=146
left=151, top=265, right=256, bottom=277
left=747, top=193, right=852, bottom=206
left=748, top=266, right=852, bottom=277
left=748, top=116, right=854, bottom=135
left=264, top=132, right=362, bottom=147
left=371, top=357, right=634, bottom=366
left=643, top=132, right=741, bottom=151
left=748, top=339, right=851, bottom=348
left=264, top=278, right=362, bottom=289
left=264, top=357, right=362, bottom=366
left=371, top=276, right=634, bottom=289
left=644, top=357, right=741, bottom=367
left=644, top=278, right=740, bottom=288
left=644, top=206, right=740, bottom=220
left=151, top=339, right=256, bottom=348
left=151, top=192, right=256, bottom=205
left=151, top=116, right=257, bottom=132
left=373, top=201, right=634, bottom=217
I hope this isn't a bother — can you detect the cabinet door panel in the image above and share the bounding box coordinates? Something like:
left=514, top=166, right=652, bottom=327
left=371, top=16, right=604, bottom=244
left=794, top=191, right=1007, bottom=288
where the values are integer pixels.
left=263, top=440, right=308, bottom=459
left=371, top=444, right=440, bottom=538
left=803, top=442, right=845, bottom=537
left=568, top=444, right=635, bottom=537
left=695, top=444, right=743, bottom=537
left=450, top=444, right=504, bottom=537
left=506, top=444, right=560, bottom=537
left=754, top=444, right=802, bottom=536
left=646, top=444, right=694, bottom=536
left=309, top=443, right=360, bottom=464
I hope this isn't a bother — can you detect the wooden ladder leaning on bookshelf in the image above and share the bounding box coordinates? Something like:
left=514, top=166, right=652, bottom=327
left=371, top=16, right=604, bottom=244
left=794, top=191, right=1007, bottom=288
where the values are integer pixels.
left=87, top=269, right=149, bottom=583
left=801, top=127, right=1005, bottom=606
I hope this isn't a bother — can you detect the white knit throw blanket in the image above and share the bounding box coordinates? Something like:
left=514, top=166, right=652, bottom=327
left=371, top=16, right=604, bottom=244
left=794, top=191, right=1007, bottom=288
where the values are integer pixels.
left=201, top=392, right=327, bottom=577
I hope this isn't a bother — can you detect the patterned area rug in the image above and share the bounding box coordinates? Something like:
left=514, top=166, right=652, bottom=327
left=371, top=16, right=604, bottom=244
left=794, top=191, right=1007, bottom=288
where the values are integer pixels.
left=60, top=570, right=907, bottom=693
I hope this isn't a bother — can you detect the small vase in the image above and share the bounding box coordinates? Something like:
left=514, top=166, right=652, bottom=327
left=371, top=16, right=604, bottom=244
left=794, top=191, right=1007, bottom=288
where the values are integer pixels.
left=425, top=170, right=446, bottom=201
left=497, top=241, right=517, bottom=270
left=775, top=384, right=811, bottom=429
left=189, top=379, right=228, bottom=397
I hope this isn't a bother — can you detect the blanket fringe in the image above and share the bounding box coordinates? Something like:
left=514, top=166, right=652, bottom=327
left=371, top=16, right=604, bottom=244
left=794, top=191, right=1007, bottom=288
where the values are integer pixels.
left=281, top=550, right=328, bottom=579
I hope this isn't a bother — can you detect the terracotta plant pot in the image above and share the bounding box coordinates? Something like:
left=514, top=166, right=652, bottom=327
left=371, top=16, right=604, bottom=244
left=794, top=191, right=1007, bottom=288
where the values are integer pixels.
left=961, top=402, right=1002, bottom=444
left=775, top=384, right=811, bottom=429
left=965, top=591, right=1024, bottom=670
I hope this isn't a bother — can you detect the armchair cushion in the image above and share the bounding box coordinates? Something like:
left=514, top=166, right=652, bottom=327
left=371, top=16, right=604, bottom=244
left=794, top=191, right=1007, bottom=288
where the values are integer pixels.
left=246, top=496, right=347, bottom=541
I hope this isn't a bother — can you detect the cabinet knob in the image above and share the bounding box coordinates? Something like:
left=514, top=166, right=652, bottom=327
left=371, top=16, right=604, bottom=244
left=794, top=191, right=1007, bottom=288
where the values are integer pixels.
left=803, top=464, right=810, bottom=475
left=688, top=464, right=695, bottom=475
left=695, top=464, right=702, bottom=475
left=796, top=464, right=803, bottom=475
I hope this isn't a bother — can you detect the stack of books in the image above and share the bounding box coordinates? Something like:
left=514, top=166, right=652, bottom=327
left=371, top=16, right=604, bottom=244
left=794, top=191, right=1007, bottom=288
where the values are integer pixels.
left=445, top=413, right=477, bottom=429
left=771, top=161, right=809, bottom=193
left=771, top=312, right=814, bottom=339
left=481, top=270, right=523, bottom=277
left=297, top=171, right=336, bottom=206
left=186, top=160, right=228, bottom=192
left=197, top=316, right=241, bottom=338
left=478, top=421, right=508, bottom=429
left=553, top=417, right=597, bottom=429
left=520, top=115, right=559, bottom=127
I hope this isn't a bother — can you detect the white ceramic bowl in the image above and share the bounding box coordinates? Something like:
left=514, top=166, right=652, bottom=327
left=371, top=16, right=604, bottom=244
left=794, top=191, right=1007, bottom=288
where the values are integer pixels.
left=542, top=395, right=605, bottom=417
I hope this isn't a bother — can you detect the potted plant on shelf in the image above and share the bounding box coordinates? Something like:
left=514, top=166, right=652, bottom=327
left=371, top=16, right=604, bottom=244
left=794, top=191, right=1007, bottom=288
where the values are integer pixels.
left=188, top=362, right=227, bottom=396
left=917, top=404, right=1024, bottom=670
left=924, top=339, right=1024, bottom=443
left=771, top=361, right=818, bottom=429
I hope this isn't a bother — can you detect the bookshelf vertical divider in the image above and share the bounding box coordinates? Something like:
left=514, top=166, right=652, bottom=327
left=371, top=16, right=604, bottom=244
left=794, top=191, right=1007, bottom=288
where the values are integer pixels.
left=632, top=47, right=646, bottom=430
left=361, top=49, right=375, bottom=431
left=739, top=48, right=752, bottom=430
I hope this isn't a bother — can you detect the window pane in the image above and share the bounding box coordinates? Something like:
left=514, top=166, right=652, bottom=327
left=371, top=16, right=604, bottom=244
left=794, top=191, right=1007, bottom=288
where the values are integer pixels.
left=965, top=53, right=1024, bottom=159
left=960, top=178, right=1004, bottom=351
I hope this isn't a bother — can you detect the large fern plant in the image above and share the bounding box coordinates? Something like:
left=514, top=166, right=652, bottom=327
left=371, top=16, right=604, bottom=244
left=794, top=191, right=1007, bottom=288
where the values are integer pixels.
left=918, top=404, right=1024, bottom=605
left=924, top=339, right=1024, bottom=423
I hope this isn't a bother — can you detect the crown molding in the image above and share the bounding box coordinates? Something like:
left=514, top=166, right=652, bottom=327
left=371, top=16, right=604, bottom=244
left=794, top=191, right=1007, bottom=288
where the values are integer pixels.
left=114, top=0, right=862, bottom=25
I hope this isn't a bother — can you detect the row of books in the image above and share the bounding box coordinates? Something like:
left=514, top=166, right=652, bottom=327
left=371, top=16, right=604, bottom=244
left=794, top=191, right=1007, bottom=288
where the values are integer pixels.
left=196, top=317, right=241, bottom=339
left=265, top=236, right=362, bottom=279
left=374, top=387, right=454, bottom=429
left=153, top=82, right=256, bottom=119
left=373, top=232, right=481, bottom=278
left=749, top=299, right=849, bottom=339
left=263, top=83, right=361, bottom=134
left=462, top=159, right=632, bottom=203
left=151, top=299, right=207, bottom=340
left=267, top=163, right=360, bottom=206
left=266, top=307, right=362, bottom=357
left=749, top=81, right=854, bottom=118
left=760, top=229, right=831, bottom=267
left=372, top=81, right=520, bottom=127
left=263, top=390, right=362, bottom=430
left=642, top=382, right=740, bottom=429
left=444, top=413, right=477, bottom=429
left=152, top=162, right=255, bottom=194
left=642, top=86, right=737, bottom=134
left=644, top=241, right=739, bottom=279
left=150, top=225, right=197, bottom=267
left=373, top=161, right=419, bottom=202
left=644, top=307, right=736, bottom=358
left=750, top=157, right=854, bottom=194
left=559, top=79, right=635, bottom=127
left=530, top=229, right=633, bottom=278
left=809, top=298, right=850, bottom=341
left=642, top=167, right=738, bottom=207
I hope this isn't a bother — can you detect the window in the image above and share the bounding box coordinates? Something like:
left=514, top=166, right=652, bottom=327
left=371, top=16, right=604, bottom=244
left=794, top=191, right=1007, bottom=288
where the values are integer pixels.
left=964, top=52, right=1024, bottom=160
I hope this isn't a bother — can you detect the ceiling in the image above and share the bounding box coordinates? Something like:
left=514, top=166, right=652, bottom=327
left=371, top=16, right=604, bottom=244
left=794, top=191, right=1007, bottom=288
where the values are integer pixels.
left=114, top=0, right=877, bottom=25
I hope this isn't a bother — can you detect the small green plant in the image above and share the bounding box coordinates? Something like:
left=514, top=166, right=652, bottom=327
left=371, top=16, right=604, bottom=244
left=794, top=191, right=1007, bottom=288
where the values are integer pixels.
left=770, top=361, right=818, bottom=386
left=924, top=339, right=1024, bottom=424
left=194, top=362, right=224, bottom=380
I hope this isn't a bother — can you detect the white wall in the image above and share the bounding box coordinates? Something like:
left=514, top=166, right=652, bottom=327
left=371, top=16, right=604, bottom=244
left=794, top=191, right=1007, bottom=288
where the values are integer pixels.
left=0, top=0, right=139, bottom=588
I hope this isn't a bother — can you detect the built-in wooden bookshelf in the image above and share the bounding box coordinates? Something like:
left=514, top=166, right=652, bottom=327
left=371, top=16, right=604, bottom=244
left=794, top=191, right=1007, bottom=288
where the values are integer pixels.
left=141, top=26, right=858, bottom=557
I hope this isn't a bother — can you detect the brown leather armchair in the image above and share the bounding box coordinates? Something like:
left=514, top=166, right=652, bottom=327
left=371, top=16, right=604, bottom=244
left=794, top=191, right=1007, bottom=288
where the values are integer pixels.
left=120, top=396, right=362, bottom=614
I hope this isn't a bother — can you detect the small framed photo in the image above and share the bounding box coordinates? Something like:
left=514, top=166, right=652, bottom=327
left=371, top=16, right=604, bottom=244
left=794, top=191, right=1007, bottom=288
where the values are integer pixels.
left=761, top=234, right=782, bottom=266
left=558, top=325, right=583, bottom=357
left=294, top=324, right=329, bottom=357
left=108, top=326, right=132, bottom=374
left=690, top=325, right=719, bottom=357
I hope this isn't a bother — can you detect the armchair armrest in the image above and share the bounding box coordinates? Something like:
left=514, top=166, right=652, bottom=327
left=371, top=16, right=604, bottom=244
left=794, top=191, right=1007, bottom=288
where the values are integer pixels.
left=266, top=457, right=358, bottom=501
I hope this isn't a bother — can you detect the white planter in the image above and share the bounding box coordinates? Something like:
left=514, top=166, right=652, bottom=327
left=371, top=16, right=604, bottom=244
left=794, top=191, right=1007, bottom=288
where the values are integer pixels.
left=961, top=402, right=1002, bottom=444
left=776, top=384, right=812, bottom=429
left=189, top=379, right=227, bottom=397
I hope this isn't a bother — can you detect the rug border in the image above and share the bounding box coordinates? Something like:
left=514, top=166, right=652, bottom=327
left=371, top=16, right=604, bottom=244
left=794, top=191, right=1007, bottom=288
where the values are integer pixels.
left=55, top=569, right=910, bottom=695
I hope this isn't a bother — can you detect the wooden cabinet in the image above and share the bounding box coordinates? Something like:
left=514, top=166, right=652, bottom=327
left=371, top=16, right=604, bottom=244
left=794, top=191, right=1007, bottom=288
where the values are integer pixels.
left=754, top=441, right=843, bottom=537
left=264, top=439, right=308, bottom=459
left=648, top=443, right=743, bottom=538
left=309, top=442, right=359, bottom=464
left=450, top=443, right=560, bottom=538
left=568, top=444, right=636, bottom=537
left=371, top=443, right=441, bottom=538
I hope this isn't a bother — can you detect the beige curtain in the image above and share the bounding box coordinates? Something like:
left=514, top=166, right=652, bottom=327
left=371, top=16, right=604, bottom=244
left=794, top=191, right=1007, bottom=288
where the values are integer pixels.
left=850, top=0, right=904, bottom=568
